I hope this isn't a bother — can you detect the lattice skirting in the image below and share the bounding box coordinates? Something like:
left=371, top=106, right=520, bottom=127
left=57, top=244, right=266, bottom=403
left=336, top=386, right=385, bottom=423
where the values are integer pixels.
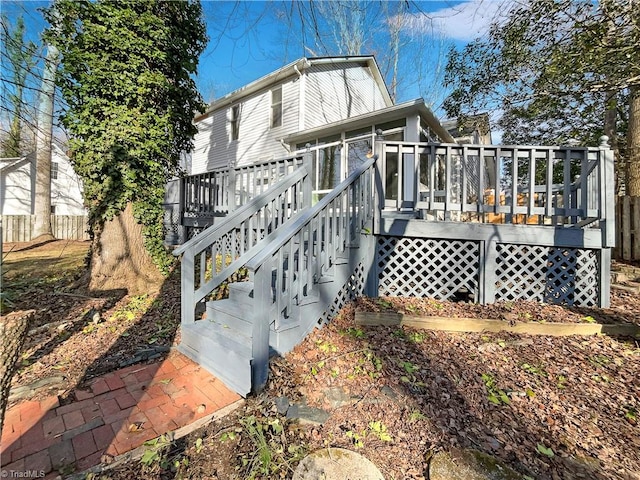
left=317, top=262, right=366, bottom=326
left=376, top=236, right=601, bottom=307
left=377, top=236, right=480, bottom=301
left=495, top=244, right=599, bottom=307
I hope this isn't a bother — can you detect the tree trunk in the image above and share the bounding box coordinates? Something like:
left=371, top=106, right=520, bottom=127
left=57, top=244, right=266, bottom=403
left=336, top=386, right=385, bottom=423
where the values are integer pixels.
left=0, top=310, right=33, bottom=435
left=604, top=91, right=621, bottom=193
left=33, top=44, right=59, bottom=241
left=627, top=85, right=640, bottom=196
left=88, top=203, right=164, bottom=295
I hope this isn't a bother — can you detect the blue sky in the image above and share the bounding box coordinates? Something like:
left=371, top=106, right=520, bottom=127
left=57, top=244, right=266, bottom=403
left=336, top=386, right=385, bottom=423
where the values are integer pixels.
left=2, top=1, right=504, bottom=118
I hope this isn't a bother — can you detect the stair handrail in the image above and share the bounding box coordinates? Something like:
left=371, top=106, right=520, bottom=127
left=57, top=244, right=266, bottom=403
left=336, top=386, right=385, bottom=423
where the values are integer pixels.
left=246, top=155, right=378, bottom=391
left=175, top=153, right=313, bottom=325
left=181, top=155, right=306, bottom=216
left=246, top=156, right=377, bottom=271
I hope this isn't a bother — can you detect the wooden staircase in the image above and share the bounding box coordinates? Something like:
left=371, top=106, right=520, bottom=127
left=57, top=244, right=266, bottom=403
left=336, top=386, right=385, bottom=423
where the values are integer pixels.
left=175, top=153, right=378, bottom=396
left=175, top=137, right=616, bottom=397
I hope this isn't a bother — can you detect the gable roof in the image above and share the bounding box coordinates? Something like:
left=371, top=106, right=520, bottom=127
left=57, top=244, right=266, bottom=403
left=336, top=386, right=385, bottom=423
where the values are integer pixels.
left=282, top=98, right=456, bottom=145
left=195, top=56, right=393, bottom=121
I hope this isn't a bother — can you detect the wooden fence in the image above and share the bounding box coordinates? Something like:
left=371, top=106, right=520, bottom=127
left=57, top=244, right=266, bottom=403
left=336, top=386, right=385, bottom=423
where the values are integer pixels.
left=0, top=215, right=89, bottom=242
left=614, top=196, right=640, bottom=261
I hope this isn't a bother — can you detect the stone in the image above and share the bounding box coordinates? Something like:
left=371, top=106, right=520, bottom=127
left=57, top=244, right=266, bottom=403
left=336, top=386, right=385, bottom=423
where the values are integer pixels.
left=8, top=375, right=66, bottom=402
left=323, top=387, right=353, bottom=409
left=274, top=396, right=290, bottom=415
left=293, top=448, right=384, bottom=480
left=429, top=448, right=527, bottom=480
left=286, top=400, right=330, bottom=426
left=380, top=385, right=399, bottom=401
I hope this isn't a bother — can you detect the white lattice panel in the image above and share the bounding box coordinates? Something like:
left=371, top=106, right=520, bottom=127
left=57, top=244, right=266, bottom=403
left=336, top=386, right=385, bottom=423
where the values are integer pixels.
left=495, top=244, right=598, bottom=306
left=377, top=236, right=479, bottom=300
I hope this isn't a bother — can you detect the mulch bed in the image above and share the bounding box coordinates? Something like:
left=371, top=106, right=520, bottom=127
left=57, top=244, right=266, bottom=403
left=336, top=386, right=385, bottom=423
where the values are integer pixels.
left=279, top=303, right=639, bottom=479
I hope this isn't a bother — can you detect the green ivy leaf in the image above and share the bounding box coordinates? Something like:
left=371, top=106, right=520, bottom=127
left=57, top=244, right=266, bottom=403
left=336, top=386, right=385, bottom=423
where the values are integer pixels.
left=536, top=443, right=555, bottom=458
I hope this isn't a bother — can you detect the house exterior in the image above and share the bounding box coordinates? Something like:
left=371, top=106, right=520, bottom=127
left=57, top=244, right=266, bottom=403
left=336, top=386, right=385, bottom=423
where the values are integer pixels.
left=441, top=113, right=492, bottom=145
left=173, top=56, right=457, bottom=237
left=0, top=143, right=85, bottom=216
left=1, top=143, right=88, bottom=242
left=188, top=56, right=444, bottom=175
left=171, top=56, right=615, bottom=396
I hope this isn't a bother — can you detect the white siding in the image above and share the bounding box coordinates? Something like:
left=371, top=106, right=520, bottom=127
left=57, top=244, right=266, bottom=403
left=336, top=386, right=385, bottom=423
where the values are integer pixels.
left=0, top=147, right=85, bottom=216
left=191, top=76, right=301, bottom=173
left=51, top=150, right=85, bottom=215
left=304, top=62, right=387, bottom=130
left=0, top=156, right=33, bottom=215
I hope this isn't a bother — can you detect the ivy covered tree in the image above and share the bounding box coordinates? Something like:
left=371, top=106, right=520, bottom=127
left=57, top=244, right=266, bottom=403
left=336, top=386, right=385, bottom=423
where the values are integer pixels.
left=444, top=0, right=639, bottom=195
left=44, top=0, right=207, bottom=293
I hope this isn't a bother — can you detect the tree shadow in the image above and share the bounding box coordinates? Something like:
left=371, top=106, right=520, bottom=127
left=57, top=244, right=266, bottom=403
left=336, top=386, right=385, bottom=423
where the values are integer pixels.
left=0, top=265, right=217, bottom=478
left=3, top=238, right=59, bottom=254
left=15, top=289, right=127, bottom=379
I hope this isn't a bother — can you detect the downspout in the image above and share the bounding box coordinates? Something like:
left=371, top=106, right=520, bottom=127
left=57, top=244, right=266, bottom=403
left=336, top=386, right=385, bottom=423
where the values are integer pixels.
left=295, top=60, right=310, bottom=132
left=279, top=138, right=291, bottom=154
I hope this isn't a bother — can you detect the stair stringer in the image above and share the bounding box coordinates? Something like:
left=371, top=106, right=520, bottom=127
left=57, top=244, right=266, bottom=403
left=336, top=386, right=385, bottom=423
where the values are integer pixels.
left=270, top=234, right=376, bottom=354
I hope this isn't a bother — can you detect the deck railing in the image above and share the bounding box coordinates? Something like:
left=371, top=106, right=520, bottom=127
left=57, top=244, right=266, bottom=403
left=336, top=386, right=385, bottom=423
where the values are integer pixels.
left=182, top=155, right=305, bottom=219
left=174, top=154, right=313, bottom=325
left=378, top=137, right=615, bottom=247
left=245, top=155, right=377, bottom=390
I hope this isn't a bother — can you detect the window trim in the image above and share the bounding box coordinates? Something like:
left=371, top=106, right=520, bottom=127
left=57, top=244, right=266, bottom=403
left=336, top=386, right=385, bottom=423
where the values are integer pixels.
left=51, top=161, right=59, bottom=180
left=230, top=104, right=240, bottom=141
left=271, top=86, right=282, bottom=129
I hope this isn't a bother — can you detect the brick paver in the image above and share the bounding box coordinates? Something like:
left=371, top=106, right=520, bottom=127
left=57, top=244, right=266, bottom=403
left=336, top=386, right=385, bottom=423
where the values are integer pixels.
left=0, top=351, right=241, bottom=478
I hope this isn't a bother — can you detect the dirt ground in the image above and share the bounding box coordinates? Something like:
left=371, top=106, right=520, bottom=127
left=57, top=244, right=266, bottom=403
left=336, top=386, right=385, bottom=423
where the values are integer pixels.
left=2, top=240, right=639, bottom=479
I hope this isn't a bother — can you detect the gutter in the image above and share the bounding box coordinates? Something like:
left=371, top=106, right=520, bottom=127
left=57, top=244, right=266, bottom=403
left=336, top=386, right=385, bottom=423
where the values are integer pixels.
left=193, top=56, right=391, bottom=123
left=194, top=58, right=312, bottom=122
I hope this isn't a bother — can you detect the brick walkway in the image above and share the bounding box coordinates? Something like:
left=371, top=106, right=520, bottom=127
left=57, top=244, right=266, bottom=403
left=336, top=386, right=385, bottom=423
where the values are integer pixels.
left=1, top=351, right=241, bottom=479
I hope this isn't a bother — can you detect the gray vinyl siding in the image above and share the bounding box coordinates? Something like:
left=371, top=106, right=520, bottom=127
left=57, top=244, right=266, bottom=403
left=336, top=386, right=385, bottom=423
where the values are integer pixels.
left=304, top=62, right=387, bottom=130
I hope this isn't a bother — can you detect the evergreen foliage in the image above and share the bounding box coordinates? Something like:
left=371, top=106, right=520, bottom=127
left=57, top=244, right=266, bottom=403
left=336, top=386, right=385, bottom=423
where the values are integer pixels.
left=44, top=0, right=207, bottom=272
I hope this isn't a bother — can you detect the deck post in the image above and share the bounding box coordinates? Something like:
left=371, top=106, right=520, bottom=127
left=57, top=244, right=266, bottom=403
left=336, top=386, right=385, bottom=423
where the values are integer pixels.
left=178, top=176, right=186, bottom=244
left=373, top=130, right=384, bottom=234
left=598, top=136, right=615, bottom=308
left=302, top=152, right=313, bottom=209
left=181, top=251, right=195, bottom=325
left=229, top=168, right=237, bottom=212
left=251, top=258, right=272, bottom=393
left=599, top=136, right=616, bottom=248
left=481, top=240, right=498, bottom=304
left=599, top=248, right=611, bottom=308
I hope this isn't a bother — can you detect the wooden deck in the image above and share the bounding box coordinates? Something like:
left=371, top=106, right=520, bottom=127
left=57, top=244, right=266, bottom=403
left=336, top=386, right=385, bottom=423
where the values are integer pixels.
left=171, top=138, right=615, bottom=396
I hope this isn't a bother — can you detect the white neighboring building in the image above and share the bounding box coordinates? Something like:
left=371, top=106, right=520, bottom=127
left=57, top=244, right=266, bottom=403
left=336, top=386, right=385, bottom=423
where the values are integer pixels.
left=0, top=143, right=85, bottom=216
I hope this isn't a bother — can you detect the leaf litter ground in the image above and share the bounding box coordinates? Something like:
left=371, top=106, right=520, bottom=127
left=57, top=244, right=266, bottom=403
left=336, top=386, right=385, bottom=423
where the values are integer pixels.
left=3, top=241, right=639, bottom=479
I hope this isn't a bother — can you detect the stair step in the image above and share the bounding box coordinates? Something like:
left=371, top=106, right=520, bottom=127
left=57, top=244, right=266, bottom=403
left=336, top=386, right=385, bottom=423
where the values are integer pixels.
left=228, top=281, right=254, bottom=306
left=206, top=299, right=254, bottom=339
left=179, top=321, right=252, bottom=396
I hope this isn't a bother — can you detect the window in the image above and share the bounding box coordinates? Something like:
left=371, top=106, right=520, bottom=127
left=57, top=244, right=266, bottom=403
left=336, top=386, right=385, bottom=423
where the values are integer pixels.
left=230, top=105, right=240, bottom=141
left=271, top=86, right=282, bottom=128
left=51, top=162, right=59, bottom=180
left=50, top=205, right=56, bottom=214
